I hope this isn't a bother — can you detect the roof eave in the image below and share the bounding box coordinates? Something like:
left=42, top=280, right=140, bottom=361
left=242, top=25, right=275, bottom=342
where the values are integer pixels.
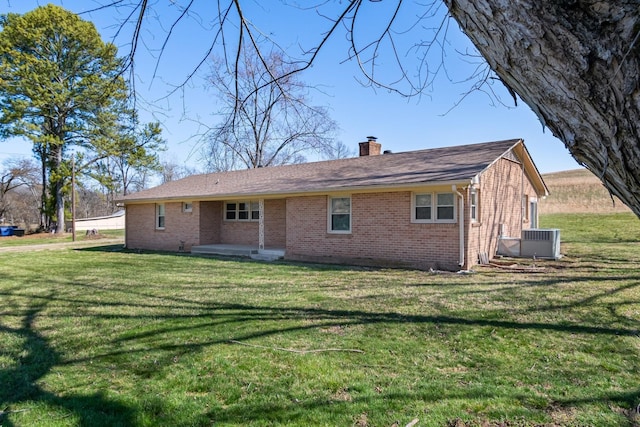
left=120, top=179, right=476, bottom=205
left=473, top=139, right=549, bottom=198
left=512, top=141, right=550, bottom=197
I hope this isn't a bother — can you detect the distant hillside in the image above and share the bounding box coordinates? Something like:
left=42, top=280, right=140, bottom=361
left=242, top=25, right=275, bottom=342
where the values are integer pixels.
left=539, top=169, right=631, bottom=214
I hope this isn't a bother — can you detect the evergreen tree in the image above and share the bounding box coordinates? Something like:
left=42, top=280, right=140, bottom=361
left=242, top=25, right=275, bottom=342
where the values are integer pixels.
left=0, top=5, right=129, bottom=232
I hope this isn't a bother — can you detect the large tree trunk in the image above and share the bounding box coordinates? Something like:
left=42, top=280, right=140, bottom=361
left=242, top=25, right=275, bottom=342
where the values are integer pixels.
left=445, top=0, right=640, bottom=218
left=55, top=182, right=65, bottom=234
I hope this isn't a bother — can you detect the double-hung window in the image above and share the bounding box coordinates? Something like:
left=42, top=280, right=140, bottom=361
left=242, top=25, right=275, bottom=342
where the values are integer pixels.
left=225, top=201, right=259, bottom=221
left=470, top=189, right=478, bottom=222
left=156, top=203, right=165, bottom=229
left=237, top=202, right=250, bottom=220
left=437, top=193, right=455, bottom=221
left=329, top=196, right=351, bottom=233
left=412, top=192, right=456, bottom=222
left=414, top=194, right=432, bottom=221
left=225, top=202, right=236, bottom=220
left=522, top=195, right=529, bottom=222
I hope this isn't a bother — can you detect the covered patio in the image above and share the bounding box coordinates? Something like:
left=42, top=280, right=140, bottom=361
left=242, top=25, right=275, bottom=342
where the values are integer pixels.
left=190, top=244, right=285, bottom=261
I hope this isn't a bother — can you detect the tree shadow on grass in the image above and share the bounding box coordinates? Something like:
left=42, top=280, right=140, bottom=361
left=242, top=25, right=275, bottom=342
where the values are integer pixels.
left=60, top=278, right=640, bottom=425
left=5, top=249, right=639, bottom=425
left=199, top=386, right=640, bottom=426
left=3, top=291, right=638, bottom=426
left=75, top=245, right=404, bottom=273
left=74, top=244, right=126, bottom=253
left=0, top=297, right=136, bottom=427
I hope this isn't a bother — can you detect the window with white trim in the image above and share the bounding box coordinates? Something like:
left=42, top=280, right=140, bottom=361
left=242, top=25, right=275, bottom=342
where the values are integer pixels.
left=436, top=193, right=455, bottom=220
left=328, top=196, right=351, bottom=233
left=225, top=201, right=259, bottom=221
left=183, top=202, right=193, bottom=213
left=470, top=189, right=478, bottom=222
left=522, top=195, right=529, bottom=221
left=414, top=193, right=432, bottom=221
left=156, top=203, right=165, bottom=229
left=412, top=192, right=456, bottom=223
left=250, top=201, right=259, bottom=220
left=530, top=199, right=538, bottom=228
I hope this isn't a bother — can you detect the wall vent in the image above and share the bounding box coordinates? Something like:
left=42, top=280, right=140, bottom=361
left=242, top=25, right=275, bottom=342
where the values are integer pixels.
left=520, top=229, right=561, bottom=259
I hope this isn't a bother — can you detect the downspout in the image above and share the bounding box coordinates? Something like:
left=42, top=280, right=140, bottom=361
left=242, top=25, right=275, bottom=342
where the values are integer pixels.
left=258, top=199, right=265, bottom=250
left=452, top=185, right=465, bottom=268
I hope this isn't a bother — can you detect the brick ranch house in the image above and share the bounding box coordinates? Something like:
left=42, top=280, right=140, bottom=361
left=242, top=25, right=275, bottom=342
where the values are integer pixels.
left=120, top=138, right=549, bottom=270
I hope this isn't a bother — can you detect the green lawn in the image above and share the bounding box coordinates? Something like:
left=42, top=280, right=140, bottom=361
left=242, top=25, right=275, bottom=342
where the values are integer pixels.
left=1, top=214, right=639, bottom=426
left=0, top=229, right=124, bottom=247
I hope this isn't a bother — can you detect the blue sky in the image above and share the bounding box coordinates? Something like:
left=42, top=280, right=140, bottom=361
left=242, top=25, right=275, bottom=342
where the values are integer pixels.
left=0, top=1, right=581, bottom=174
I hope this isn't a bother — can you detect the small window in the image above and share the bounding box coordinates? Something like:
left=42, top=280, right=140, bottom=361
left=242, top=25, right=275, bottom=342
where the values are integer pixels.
left=470, top=189, right=478, bottom=222
left=414, top=193, right=432, bottom=221
left=225, top=201, right=260, bottom=221
left=522, top=195, right=529, bottom=221
left=238, top=202, right=249, bottom=220
left=226, top=203, right=237, bottom=220
left=251, top=201, right=260, bottom=220
left=530, top=199, right=538, bottom=228
left=329, top=196, right=351, bottom=233
left=183, top=202, right=193, bottom=213
left=436, top=193, right=455, bottom=220
left=156, top=203, right=165, bottom=229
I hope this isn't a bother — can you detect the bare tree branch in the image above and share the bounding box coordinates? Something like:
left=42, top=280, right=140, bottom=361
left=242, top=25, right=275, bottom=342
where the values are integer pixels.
left=201, top=49, right=341, bottom=171
left=52, top=0, right=640, bottom=215
left=151, top=0, right=198, bottom=81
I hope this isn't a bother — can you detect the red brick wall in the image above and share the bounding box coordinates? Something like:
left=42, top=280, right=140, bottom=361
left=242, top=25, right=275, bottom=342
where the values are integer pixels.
left=125, top=158, right=540, bottom=269
left=220, top=220, right=258, bottom=245
left=265, top=199, right=286, bottom=248
left=466, top=158, right=538, bottom=266
left=127, top=199, right=287, bottom=251
left=126, top=202, right=200, bottom=251
left=219, top=199, right=286, bottom=247
left=285, top=192, right=461, bottom=270
left=199, top=201, right=222, bottom=244
left=125, top=203, right=153, bottom=249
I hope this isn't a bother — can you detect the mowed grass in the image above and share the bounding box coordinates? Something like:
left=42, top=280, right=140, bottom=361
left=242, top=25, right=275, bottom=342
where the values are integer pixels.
left=0, top=229, right=124, bottom=247
left=1, top=214, right=639, bottom=426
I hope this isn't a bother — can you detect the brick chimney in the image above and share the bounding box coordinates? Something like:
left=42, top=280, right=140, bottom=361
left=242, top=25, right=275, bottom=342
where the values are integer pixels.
left=359, top=136, right=382, bottom=157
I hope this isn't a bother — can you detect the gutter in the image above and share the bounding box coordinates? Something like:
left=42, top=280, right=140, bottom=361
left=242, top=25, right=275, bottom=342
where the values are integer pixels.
left=123, top=205, right=128, bottom=249
left=117, top=179, right=473, bottom=205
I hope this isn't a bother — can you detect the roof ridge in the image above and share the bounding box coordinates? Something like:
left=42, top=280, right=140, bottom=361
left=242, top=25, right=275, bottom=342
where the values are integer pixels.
left=181, top=138, right=522, bottom=178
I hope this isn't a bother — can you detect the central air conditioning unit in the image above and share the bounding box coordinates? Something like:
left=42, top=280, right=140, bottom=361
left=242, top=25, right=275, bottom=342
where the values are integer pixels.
left=520, top=229, right=561, bottom=259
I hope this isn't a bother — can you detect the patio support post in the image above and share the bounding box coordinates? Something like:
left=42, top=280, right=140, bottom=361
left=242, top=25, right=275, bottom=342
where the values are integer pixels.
left=258, top=199, right=265, bottom=250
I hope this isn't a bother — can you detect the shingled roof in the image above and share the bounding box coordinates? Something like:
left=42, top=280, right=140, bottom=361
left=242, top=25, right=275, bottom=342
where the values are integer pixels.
left=122, top=139, right=547, bottom=203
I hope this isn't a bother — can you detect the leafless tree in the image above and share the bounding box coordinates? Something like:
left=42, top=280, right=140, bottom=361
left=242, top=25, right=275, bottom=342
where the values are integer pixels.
left=5, top=186, right=41, bottom=229
left=81, top=0, right=640, bottom=216
left=74, top=186, right=110, bottom=219
left=0, top=158, right=39, bottom=224
left=323, top=141, right=356, bottom=161
left=160, top=161, right=199, bottom=184
left=201, top=49, right=340, bottom=171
